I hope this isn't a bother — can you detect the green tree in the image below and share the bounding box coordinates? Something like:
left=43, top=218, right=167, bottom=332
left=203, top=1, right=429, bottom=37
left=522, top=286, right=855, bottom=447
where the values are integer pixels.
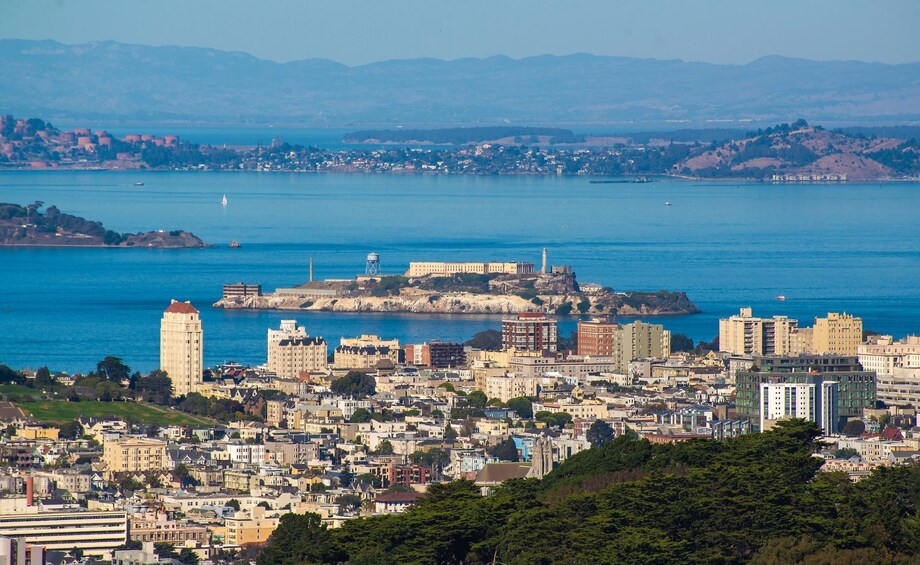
left=467, top=390, right=487, bottom=409
left=135, top=370, right=173, bottom=404
left=337, top=493, right=363, bottom=513
left=464, top=329, right=502, bottom=350
left=374, top=440, right=394, bottom=455
left=355, top=473, right=382, bottom=488
left=177, top=547, right=200, bottom=565
left=670, top=333, right=695, bottom=352
left=153, top=542, right=178, bottom=560
left=586, top=419, right=615, bottom=448
left=834, top=447, right=859, bottom=459
left=331, top=371, right=376, bottom=398
left=35, top=366, right=54, bottom=386
left=507, top=397, right=534, bottom=419
left=843, top=419, right=866, bottom=437
left=257, top=512, right=344, bottom=565
left=226, top=499, right=241, bottom=511
left=95, top=356, right=131, bottom=382
left=349, top=408, right=373, bottom=423
left=489, top=437, right=520, bottom=461
left=58, top=420, right=84, bottom=440
left=444, top=423, right=459, bottom=440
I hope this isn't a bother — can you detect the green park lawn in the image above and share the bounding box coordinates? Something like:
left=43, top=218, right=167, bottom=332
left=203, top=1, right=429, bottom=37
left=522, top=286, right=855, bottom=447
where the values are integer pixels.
left=15, top=400, right=213, bottom=427
left=0, top=384, right=46, bottom=399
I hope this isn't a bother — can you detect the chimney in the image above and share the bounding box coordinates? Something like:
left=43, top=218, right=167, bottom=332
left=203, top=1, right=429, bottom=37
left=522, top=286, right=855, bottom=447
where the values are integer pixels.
left=26, top=476, right=33, bottom=506
left=541, top=247, right=547, bottom=274
left=309, top=257, right=314, bottom=283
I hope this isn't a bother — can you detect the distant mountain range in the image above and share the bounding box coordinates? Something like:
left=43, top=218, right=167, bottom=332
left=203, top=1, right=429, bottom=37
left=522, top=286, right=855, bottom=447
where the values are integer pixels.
left=2, top=40, right=920, bottom=127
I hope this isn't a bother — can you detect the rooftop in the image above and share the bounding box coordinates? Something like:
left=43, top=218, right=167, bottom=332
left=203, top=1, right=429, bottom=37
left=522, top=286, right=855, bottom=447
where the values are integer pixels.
left=165, top=300, right=199, bottom=314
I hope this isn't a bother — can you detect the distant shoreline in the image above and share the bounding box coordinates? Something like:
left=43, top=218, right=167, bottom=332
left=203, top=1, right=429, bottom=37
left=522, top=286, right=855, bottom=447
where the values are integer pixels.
left=1, top=167, right=916, bottom=183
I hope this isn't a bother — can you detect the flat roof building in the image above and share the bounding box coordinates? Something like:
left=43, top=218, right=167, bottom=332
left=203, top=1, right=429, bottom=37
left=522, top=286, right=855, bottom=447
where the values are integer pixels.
left=502, top=313, right=557, bottom=353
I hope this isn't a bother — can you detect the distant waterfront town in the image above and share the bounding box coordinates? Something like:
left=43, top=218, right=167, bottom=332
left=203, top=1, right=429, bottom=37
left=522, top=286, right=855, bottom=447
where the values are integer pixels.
left=3, top=114, right=920, bottom=180
left=0, top=277, right=917, bottom=561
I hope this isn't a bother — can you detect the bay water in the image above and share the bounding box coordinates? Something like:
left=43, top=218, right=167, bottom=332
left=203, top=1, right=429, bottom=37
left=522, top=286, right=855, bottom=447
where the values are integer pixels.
left=1, top=170, right=918, bottom=374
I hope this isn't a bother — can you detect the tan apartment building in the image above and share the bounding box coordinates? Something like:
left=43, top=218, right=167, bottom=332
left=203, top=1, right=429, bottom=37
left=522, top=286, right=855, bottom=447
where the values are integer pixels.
left=578, top=319, right=670, bottom=372
left=812, top=312, right=863, bottom=355
left=129, top=512, right=208, bottom=545
left=405, top=261, right=534, bottom=277
left=719, top=307, right=798, bottom=356
left=103, top=438, right=168, bottom=473
left=532, top=400, right=608, bottom=420
left=615, top=322, right=671, bottom=373
left=334, top=335, right=403, bottom=368
left=224, top=507, right=279, bottom=546
left=267, top=320, right=327, bottom=378
left=160, top=300, right=203, bottom=397
left=485, top=375, right=542, bottom=402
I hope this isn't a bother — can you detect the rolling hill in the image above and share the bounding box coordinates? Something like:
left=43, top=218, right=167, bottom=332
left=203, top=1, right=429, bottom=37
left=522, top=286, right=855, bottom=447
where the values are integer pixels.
left=2, top=40, right=919, bottom=126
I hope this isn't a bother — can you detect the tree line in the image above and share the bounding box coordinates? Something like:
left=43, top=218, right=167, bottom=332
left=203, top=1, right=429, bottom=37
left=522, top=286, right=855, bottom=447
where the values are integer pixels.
left=258, top=420, right=920, bottom=564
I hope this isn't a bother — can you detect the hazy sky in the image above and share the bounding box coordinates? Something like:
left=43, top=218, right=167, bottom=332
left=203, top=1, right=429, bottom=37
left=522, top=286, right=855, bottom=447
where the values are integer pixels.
left=2, top=0, right=918, bottom=65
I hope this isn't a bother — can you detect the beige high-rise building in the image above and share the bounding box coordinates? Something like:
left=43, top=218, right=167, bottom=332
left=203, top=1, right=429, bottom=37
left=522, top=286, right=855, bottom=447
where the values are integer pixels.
left=812, top=312, right=863, bottom=355
left=103, top=438, right=168, bottom=472
left=160, top=300, right=203, bottom=397
left=719, top=308, right=798, bottom=356
left=614, top=321, right=671, bottom=373
left=267, top=320, right=327, bottom=378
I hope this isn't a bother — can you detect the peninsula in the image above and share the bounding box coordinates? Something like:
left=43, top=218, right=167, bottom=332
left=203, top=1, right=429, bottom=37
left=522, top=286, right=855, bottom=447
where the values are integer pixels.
left=0, top=202, right=208, bottom=248
left=214, top=259, right=699, bottom=317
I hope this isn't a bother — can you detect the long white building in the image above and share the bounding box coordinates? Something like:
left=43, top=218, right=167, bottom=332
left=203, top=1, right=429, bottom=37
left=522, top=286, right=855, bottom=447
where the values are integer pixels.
left=0, top=510, right=127, bottom=558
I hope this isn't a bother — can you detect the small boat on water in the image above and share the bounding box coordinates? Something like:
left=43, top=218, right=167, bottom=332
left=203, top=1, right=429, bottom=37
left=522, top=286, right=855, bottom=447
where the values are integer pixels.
left=229, top=240, right=240, bottom=248
left=776, top=295, right=786, bottom=301
left=221, top=194, right=228, bottom=206
left=134, top=181, right=144, bottom=186
left=664, top=201, right=671, bottom=206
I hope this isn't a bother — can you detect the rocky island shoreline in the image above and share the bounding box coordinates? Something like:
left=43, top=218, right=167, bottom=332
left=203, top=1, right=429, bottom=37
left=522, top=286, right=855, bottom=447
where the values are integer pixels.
left=214, top=270, right=699, bottom=317
left=0, top=202, right=208, bottom=248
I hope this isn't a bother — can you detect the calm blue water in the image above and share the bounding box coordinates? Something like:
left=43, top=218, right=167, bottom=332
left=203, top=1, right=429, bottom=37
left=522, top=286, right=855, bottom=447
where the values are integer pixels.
left=1, top=171, right=919, bottom=374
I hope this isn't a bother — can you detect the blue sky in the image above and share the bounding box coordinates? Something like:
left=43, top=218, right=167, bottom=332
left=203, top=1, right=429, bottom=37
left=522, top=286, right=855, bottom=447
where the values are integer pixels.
left=2, top=0, right=918, bottom=65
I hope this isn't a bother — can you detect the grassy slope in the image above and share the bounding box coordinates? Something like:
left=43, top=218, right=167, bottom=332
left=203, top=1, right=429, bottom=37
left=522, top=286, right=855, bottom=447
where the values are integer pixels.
left=16, top=400, right=213, bottom=427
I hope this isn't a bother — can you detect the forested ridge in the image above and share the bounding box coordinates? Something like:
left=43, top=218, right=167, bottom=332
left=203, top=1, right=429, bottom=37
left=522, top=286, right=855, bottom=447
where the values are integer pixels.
left=259, top=420, right=920, bottom=564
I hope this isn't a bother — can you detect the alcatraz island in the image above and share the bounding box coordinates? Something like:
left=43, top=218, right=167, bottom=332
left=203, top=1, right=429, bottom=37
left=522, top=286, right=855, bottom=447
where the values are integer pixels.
left=214, top=251, right=699, bottom=317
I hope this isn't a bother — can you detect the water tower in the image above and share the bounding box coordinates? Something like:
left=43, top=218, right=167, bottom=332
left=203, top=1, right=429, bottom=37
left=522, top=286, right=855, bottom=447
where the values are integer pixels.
left=366, top=252, right=381, bottom=275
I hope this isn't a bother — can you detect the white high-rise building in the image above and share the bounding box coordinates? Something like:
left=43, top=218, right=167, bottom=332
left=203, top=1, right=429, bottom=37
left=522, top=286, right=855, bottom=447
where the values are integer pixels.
left=159, top=300, right=203, bottom=397
left=760, top=381, right=839, bottom=435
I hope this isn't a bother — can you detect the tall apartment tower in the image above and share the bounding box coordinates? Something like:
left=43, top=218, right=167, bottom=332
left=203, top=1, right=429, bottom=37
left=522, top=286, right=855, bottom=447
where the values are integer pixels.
left=616, top=321, right=671, bottom=372
left=502, top=313, right=558, bottom=353
left=719, top=307, right=798, bottom=356
left=160, top=300, right=203, bottom=397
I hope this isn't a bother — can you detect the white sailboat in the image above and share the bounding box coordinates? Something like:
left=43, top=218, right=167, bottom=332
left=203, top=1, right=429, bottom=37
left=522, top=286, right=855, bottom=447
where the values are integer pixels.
left=221, top=194, right=228, bottom=207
